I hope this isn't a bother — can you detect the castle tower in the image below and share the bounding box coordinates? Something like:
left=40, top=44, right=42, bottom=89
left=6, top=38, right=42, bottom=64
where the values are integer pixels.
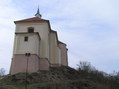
left=10, top=9, right=68, bottom=75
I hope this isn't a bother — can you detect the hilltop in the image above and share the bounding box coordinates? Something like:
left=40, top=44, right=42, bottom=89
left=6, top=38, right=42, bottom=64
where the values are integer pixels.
left=0, top=66, right=119, bottom=89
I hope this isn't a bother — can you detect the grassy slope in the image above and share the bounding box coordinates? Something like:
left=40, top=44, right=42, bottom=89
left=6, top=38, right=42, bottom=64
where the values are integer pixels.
left=0, top=66, right=116, bottom=89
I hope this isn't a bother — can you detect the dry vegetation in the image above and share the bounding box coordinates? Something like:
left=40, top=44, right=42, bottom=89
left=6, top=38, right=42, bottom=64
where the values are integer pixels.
left=0, top=61, right=119, bottom=89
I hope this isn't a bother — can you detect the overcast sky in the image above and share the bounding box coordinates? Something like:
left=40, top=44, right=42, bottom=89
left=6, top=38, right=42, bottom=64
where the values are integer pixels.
left=0, top=0, right=119, bottom=74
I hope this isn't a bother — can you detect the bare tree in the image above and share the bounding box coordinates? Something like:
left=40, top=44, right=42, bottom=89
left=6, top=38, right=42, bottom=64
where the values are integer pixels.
left=0, top=68, right=5, bottom=77
left=77, top=61, right=96, bottom=72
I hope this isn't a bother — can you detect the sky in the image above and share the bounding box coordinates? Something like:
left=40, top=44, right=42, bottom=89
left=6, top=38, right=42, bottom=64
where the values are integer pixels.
left=0, top=0, right=119, bottom=74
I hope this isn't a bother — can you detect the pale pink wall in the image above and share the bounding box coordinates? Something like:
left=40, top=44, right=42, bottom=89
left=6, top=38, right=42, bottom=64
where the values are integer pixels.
left=10, top=54, right=50, bottom=75
left=59, top=43, right=68, bottom=66
left=39, top=58, right=49, bottom=70
left=50, top=64, right=61, bottom=67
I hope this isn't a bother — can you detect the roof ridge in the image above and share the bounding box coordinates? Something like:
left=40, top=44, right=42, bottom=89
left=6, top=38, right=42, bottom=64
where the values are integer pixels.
left=14, top=17, right=48, bottom=23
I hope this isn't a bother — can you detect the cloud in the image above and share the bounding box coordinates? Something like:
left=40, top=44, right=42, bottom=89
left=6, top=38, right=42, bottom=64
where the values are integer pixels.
left=0, top=0, right=26, bottom=73
left=1, top=0, right=119, bottom=74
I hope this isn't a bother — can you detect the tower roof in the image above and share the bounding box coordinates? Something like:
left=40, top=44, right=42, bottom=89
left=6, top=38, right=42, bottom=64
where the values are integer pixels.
left=35, top=7, right=42, bottom=18
left=14, top=8, right=47, bottom=23
left=14, top=17, right=48, bottom=23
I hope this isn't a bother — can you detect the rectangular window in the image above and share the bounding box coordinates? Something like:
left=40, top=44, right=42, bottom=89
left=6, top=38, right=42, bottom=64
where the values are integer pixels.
left=28, top=29, right=34, bottom=33
left=24, top=36, right=28, bottom=41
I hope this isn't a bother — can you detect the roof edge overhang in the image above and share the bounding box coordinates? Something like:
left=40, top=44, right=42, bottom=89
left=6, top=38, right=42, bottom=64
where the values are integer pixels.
left=50, top=30, right=67, bottom=46
left=15, top=32, right=41, bottom=40
left=14, top=17, right=49, bottom=24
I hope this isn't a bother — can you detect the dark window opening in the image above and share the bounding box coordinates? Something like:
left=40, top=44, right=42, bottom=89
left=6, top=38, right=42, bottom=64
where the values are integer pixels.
left=24, top=36, right=28, bottom=41
left=28, top=27, right=34, bottom=33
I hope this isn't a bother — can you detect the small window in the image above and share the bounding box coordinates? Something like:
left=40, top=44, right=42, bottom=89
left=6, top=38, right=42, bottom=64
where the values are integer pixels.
left=24, top=36, right=28, bottom=41
left=28, top=27, right=34, bottom=33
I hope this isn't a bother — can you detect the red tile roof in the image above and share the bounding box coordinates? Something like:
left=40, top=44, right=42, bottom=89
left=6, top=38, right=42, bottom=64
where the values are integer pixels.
left=14, top=17, right=48, bottom=23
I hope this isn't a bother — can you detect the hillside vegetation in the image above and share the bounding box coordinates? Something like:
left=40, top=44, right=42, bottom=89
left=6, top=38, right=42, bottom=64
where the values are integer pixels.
left=0, top=62, right=119, bottom=89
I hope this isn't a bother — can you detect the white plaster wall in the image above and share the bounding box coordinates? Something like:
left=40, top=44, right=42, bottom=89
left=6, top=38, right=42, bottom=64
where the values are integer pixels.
left=14, top=33, right=40, bottom=55
left=49, top=32, right=56, bottom=64
left=14, top=22, right=50, bottom=59
left=56, top=47, right=61, bottom=65
left=49, top=32, right=61, bottom=65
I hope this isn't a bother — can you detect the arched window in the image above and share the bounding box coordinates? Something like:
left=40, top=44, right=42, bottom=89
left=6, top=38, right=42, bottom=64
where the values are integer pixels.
left=28, top=27, right=34, bottom=33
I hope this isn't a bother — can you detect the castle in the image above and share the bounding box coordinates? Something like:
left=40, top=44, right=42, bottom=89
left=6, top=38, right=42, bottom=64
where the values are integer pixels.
left=10, top=9, right=68, bottom=75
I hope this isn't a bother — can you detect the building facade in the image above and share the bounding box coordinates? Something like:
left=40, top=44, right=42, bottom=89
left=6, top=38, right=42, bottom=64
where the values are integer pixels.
left=10, top=10, right=68, bottom=75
